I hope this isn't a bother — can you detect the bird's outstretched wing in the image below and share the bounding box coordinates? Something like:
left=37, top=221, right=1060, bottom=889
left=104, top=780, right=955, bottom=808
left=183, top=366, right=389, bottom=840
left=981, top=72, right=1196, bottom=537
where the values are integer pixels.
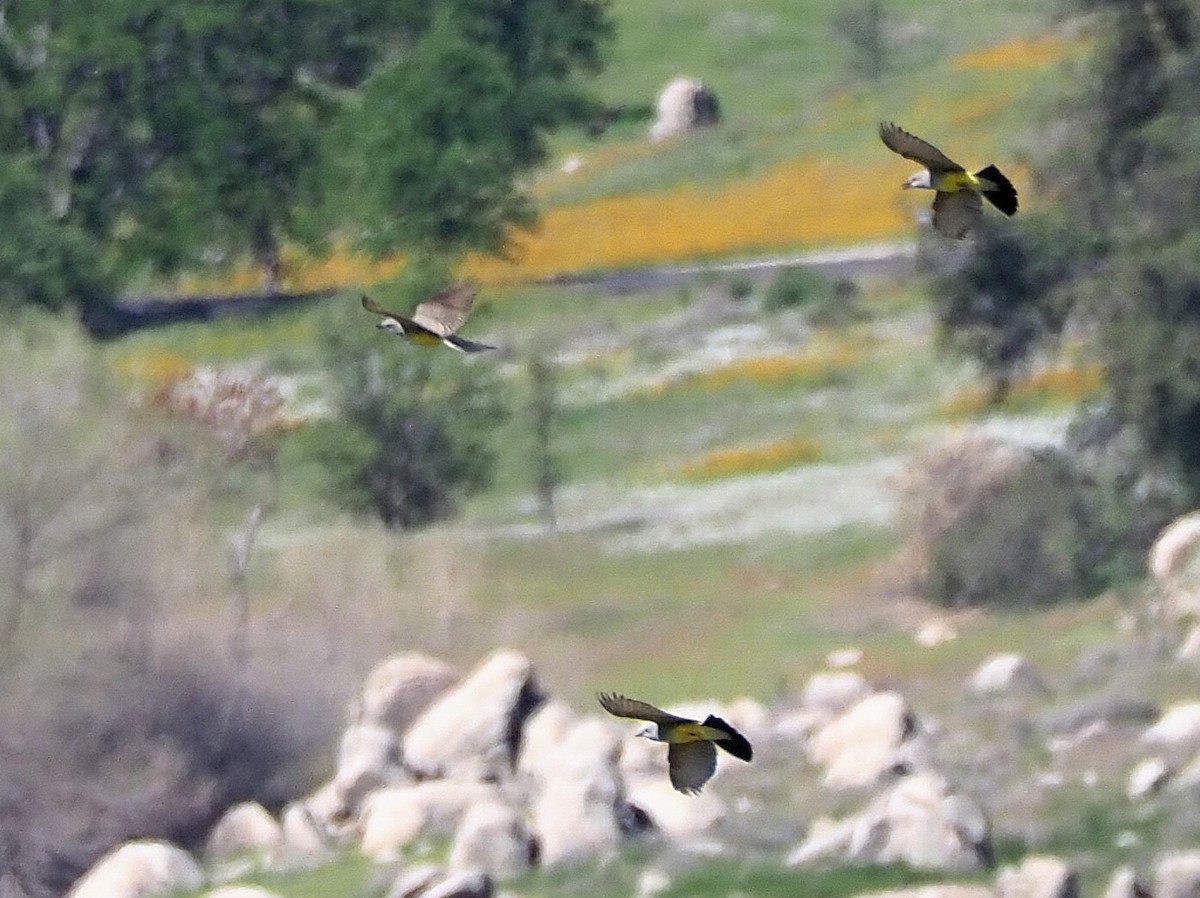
left=362, top=294, right=407, bottom=321
left=932, top=189, right=982, bottom=239
left=667, top=741, right=717, bottom=794
left=412, top=283, right=477, bottom=337
left=597, top=693, right=692, bottom=725
left=879, top=122, right=963, bottom=173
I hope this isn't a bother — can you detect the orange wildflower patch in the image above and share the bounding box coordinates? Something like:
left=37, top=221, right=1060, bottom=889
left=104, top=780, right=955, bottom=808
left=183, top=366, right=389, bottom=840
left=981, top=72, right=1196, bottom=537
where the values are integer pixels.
left=940, top=363, right=1103, bottom=417
left=951, top=35, right=1072, bottom=72
left=636, top=345, right=861, bottom=398
left=680, top=436, right=823, bottom=481
left=466, top=155, right=908, bottom=283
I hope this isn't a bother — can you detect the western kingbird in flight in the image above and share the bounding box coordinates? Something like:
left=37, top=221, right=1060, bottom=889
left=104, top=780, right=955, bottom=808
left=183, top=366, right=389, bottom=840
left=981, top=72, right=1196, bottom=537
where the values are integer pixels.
left=362, top=283, right=497, bottom=353
left=597, top=693, right=753, bottom=794
left=879, top=122, right=1018, bottom=239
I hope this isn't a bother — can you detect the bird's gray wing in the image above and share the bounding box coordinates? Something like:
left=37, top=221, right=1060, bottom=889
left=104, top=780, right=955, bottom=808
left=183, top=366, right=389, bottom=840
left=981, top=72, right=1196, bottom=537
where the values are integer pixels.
left=932, top=189, right=982, bottom=239
left=362, top=294, right=407, bottom=321
left=597, top=693, right=691, bottom=725
left=412, top=283, right=477, bottom=337
left=879, top=122, right=964, bottom=173
left=667, top=741, right=717, bottom=794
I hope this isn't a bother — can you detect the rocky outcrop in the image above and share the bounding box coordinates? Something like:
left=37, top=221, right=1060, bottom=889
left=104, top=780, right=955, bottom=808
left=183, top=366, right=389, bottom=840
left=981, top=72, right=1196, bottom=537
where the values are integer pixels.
left=67, top=840, right=204, bottom=898
left=353, top=653, right=459, bottom=734
left=786, top=772, right=991, bottom=872
left=403, top=649, right=543, bottom=781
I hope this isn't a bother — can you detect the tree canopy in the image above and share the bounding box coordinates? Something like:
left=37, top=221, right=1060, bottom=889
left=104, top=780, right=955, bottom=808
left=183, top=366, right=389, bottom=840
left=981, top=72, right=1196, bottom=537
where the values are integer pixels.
left=0, top=0, right=612, bottom=313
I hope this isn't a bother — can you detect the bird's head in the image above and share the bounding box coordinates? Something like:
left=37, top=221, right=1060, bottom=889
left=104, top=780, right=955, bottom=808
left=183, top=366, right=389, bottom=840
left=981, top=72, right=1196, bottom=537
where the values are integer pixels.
left=635, top=723, right=658, bottom=741
left=902, top=171, right=932, bottom=190
left=377, top=318, right=405, bottom=335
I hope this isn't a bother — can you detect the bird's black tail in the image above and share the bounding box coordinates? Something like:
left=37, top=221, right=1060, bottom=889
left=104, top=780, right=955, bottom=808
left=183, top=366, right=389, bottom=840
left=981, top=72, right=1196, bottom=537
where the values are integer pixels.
left=702, top=715, right=753, bottom=761
left=975, top=164, right=1018, bottom=216
left=444, top=334, right=498, bottom=353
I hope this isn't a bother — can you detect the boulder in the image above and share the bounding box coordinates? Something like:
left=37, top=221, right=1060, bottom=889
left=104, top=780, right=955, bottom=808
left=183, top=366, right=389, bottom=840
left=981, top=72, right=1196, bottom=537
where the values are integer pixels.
left=67, top=840, right=204, bottom=898
left=914, top=621, right=959, bottom=648
left=333, top=723, right=405, bottom=812
left=359, top=781, right=501, bottom=862
left=1128, top=757, right=1171, bottom=799
left=1102, top=866, right=1150, bottom=898
left=354, top=653, right=459, bottom=734
left=449, top=800, right=535, bottom=877
left=802, top=671, right=872, bottom=718
left=852, top=887, right=994, bottom=898
left=516, top=698, right=578, bottom=781
left=205, top=802, right=282, bottom=866
left=1150, top=512, right=1200, bottom=587
left=648, top=77, right=720, bottom=142
left=423, top=871, right=493, bottom=898
left=809, top=692, right=927, bottom=788
left=996, top=856, right=1079, bottom=898
left=786, top=772, right=991, bottom=872
left=1156, top=852, right=1200, bottom=898
left=827, top=647, right=864, bottom=668
left=532, top=718, right=635, bottom=866
left=387, top=865, right=446, bottom=898
left=1142, top=703, right=1200, bottom=753
left=278, top=801, right=331, bottom=868
left=204, top=888, right=284, bottom=898
left=404, top=649, right=543, bottom=781
left=626, top=778, right=725, bottom=839
left=970, top=654, right=1046, bottom=696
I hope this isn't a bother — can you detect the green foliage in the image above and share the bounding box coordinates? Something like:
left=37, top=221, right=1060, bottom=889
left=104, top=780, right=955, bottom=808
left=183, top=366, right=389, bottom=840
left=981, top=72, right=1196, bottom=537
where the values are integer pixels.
left=762, top=266, right=830, bottom=313
left=1043, top=0, right=1200, bottom=496
left=900, top=437, right=1120, bottom=608
left=309, top=269, right=508, bottom=529
left=832, top=0, right=889, bottom=81
left=930, top=214, right=1088, bottom=404
left=335, top=0, right=612, bottom=257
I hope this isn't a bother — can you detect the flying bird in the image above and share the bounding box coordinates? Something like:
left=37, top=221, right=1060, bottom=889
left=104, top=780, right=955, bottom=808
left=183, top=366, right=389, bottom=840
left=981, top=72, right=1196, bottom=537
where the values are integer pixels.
left=879, top=122, right=1018, bottom=239
left=362, top=283, right=496, bottom=353
left=597, top=692, right=752, bottom=794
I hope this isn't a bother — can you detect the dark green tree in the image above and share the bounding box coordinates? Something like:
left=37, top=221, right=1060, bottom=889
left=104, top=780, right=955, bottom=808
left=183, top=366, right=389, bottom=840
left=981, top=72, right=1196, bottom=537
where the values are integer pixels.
left=1043, top=0, right=1200, bottom=494
left=307, top=265, right=508, bottom=529
left=930, top=215, right=1087, bottom=404
left=339, top=0, right=612, bottom=257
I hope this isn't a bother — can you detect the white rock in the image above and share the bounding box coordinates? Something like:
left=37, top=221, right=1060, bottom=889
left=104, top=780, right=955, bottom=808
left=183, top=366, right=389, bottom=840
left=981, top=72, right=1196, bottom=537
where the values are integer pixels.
left=649, top=77, right=719, bottom=142
left=404, top=649, right=541, bottom=781
left=449, top=800, right=534, bottom=878
left=67, top=840, right=204, bottom=898
left=359, top=788, right=426, bottom=862
left=517, top=698, right=579, bottom=782
left=278, top=801, right=330, bottom=868
left=996, top=855, right=1079, bottom=898
left=1127, top=757, right=1170, bottom=799
left=333, top=723, right=404, bottom=811
left=1101, top=865, right=1148, bottom=898
left=802, top=671, right=872, bottom=718
left=204, top=888, right=285, bottom=898
left=205, top=802, right=282, bottom=866
left=1141, top=703, right=1200, bottom=752
left=786, top=772, right=990, bottom=871
left=532, top=719, right=630, bottom=866
left=826, top=647, right=864, bottom=668
left=1177, top=624, right=1200, bottom=661
left=915, top=620, right=958, bottom=647
left=626, top=777, right=725, bottom=838
left=1156, top=851, right=1200, bottom=898
left=809, top=692, right=926, bottom=789
left=354, top=653, right=458, bottom=734
left=1150, top=511, right=1200, bottom=587
left=969, top=654, right=1046, bottom=695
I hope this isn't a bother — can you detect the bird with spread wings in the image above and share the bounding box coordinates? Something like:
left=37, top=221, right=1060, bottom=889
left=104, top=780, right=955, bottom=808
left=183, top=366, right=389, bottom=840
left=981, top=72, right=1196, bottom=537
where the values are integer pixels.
left=598, top=692, right=753, bottom=794
left=362, top=283, right=496, bottom=353
left=879, top=122, right=1018, bottom=239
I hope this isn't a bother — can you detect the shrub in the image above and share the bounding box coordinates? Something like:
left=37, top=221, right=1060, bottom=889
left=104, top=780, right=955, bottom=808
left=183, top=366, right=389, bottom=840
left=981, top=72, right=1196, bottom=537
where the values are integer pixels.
left=896, top=434, right=1113, bottom=608
left=727, top=274, right=755, bottom=303
left=0, top=639, right=333, bottom=898
left=762, top=265, right=829, bottom=313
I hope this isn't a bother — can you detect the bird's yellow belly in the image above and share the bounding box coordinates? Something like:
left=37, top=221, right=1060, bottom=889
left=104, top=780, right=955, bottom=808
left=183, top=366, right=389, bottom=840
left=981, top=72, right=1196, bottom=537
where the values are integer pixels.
left=667, top=722, right=730, bottom=743
left=411, top=331, right=443, bottom=346
left=933, top=170, right=980, bottom=192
